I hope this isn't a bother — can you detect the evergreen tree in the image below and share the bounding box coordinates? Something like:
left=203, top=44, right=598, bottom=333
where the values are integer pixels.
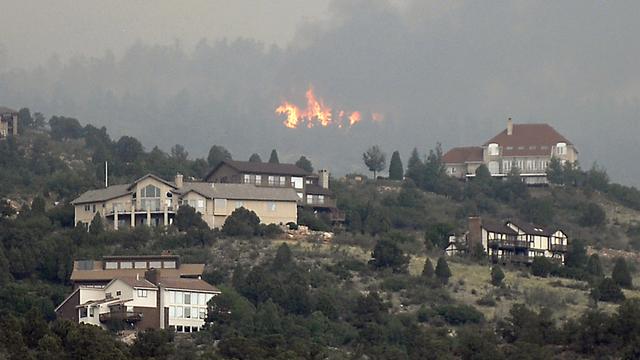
left=491, top=265, right=505, bottom=286
left=248, top=153, right=262, bottom=162
left=272, top=243, right=293, bottom=271
left=207, top=145, right=232, bottom=168
left=370, top=239, right=410, bottom=273
left=174, top=205, right=208, bottom=231
left=268, top=149, right=280, bottom=164
left=547, top=157, right=564, bottom=185
left=422, top=258, right=435, bottom=278
left=295, top=156, right=314, bottom=173
left=435, top=257, right=452, bottom=285
left=586, top=254, right=604, bottom=279
left=612, top=257, right=633, bottom=289
left=406, top=147, right=424, bottom=184
left=388, top=151, right=404, bottom=180
left=31, top=196, right=46, bottom=214
left=89, top=212, right=104, bottom=235
left=362, top=145, right=386, bottom=179
left=565, top=238, right=588, bottom=269
left=594, top=277, right=625, bottom=303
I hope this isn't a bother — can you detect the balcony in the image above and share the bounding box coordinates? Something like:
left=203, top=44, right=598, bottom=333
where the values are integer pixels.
left=491, top=254, right=531, bottom=264
left=99, top=310, right=143, bottom=323
left=550, top=244, right=568, bottom=252
left=488, top=239, right=529, bottom=249
left=105, top=202, right=177, bottom=216
left=304, top=198, right=337, bottom=208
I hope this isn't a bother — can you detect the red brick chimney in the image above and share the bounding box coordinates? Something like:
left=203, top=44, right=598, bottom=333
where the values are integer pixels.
left=467, top=217, right=482, bottom=248
left=507, top=117, right=513, bottom=136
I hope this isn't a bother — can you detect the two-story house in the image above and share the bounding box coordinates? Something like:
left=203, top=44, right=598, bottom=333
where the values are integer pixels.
left=71, top=173, right=299, bottom=230
left=443, top=118, right=578, bottom=185
left=0, top=106, right=18, bottom=138
left=205, top=160, right=344, bottom=222
left=465, top=217, right=568, bottom=264
left=55, top=254, right=220, bottom=333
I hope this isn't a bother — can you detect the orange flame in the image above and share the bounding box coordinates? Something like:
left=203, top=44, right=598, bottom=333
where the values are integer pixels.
left=276, top=87, right=377, bottom=129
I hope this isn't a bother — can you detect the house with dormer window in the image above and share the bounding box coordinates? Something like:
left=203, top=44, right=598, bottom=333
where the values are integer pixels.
left=443, top=118, right=578, bottom=185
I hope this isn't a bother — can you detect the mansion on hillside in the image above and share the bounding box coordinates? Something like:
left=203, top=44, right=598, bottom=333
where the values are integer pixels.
left=71, top=173, right=299, bottom=230
left=443, top=118, right=578, bottom=185
left=446, top=217, right=569, bottom=265
left=0, top=106, right=18, bottom=138
left=56, top=253, right=219, bottom=332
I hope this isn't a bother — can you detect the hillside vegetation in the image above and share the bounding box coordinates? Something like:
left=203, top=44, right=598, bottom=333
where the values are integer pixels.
left=3, top=110, right=640, bottom=358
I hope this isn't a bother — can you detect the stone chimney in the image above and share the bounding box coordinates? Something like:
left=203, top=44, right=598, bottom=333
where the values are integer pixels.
left=319, top=169, right=330, bottom=189
left=507, top=117, right=513, bottom=136
left=144, top=268, right=160, bottom=285
left=467, top=217, right=482, bottom=249
left=175, top=173, right=184, bottom=188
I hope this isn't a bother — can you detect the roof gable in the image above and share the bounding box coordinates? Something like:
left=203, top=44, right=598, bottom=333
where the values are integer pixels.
left=484, top=123, right=572, bottom=148
left=71, top=184, right=132, bottom=205
left=507, top=220, right=555, bottom=236
left=128, top=174, right=177, bottom=191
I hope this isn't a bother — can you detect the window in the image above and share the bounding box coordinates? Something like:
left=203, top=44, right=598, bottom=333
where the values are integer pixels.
left=135, top=261, right=147, bottom=269
left=268, top=202, right=277, bottom=211
left=116, top=291, right=122, bottom=296
left=199, top=309, right=207, bottom=319
left=120, top=262, right=132, bottom=269
left=291, top=177, right=303, bottom=189
left=84, top=204, right=91, bottom=211
left=105, top=262, right=118, bottom=269
left=243, top=174, right=251, bottom=183
left=556, top=142, right=567, bottom=155
left=199, top=293, right=206, bottom=305
left=297, top=192, right=303, bottom=199
left=184, top=307, right=191, bottom=319
left=255, top=175, right=262, bottom=184
left=488, top=143, right=499, bottom=156
left=92, top=205, right=96, bottom=212
left=149, top=261, right=162, bottom=269
left=176, top=291, right=183, bottom=304
left=79, top=308, right=88, bottom=318
left=279, top=176, right=286, bottom=186
left=137, top=289, right=148, bottom=298
left=192, top=327, right=199, bottom=332
left=176, top=325, right=183, bottom=332
left=214, top=199, right=227, bottom=211
left=184, top=326, right=191, bottom=333
left=89, top=307, right=95, bottom=317
left=268, top=176, right=276, bottom=186
left=197, top=199, right=205, bottom=210
left=176, top=306, right=183, bottom=318
left=235, top=201, right=244, bottom=208
left=140, top=184, right=161, bottom=210
left=506, top=146, right=514, bottom=150
left=170, top=291, right=176, bottom=303
left=106, top=292, right=112, bottom=299
left=163, top=261, right=176, bottom=269
left=184, top=293, right=191, bottom=305
left=169, top=306, right=176, bottom=318
left=306, top=195, right=313, bottom=204
left=318, top=195, right=325, bottom=204
left=503, top=160, right=512, bottom=173
left=529, top=146, right=537, bottom=150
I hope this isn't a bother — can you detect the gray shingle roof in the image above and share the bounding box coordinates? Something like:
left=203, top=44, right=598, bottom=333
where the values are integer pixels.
left=71, top=184, right=132, bottom=204
left=205, top=160, right=311, bottom=180
left=176, top=182, right=299, bottom=202
left=0, top=106, right=17, bottom=114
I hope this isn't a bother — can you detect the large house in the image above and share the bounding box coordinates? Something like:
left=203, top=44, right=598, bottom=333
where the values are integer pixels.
left=463, top=217, right=569, bottom=264
left=443, top=118, right=578, bottom=185
left=71, top=173, right=299, bottom=230
left=205, top=160, right=344, bottom=222
left=0, top=106, right=18, bottom=138
left=55, top=254, right=220, bottom=333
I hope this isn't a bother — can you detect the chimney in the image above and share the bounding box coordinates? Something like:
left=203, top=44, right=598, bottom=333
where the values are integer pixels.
left=175, top=173, right=184, bottom=188
left=145, top=268, right=160, bottom=285
left=319, top=169, right=330, bottom=189
left=467, top=217, right=482, bottom=249
left=507, top=117, right=513, bottom=136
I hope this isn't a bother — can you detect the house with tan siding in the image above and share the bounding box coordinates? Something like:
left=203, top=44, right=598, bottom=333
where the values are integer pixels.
left=71, top=173, right=299, bottom=230
left=0, top=106, right=18, bottom=138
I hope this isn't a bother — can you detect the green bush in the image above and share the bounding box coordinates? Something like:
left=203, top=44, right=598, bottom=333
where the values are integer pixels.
left=436, top=304, right=484, bottom=325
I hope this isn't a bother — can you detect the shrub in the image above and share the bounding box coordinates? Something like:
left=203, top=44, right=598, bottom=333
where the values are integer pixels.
left=491, top=265, right=505, bottom=287
left=222, top=207, right=261, bottom=237
left=593, top=277, right=625, bottom=303
left=531, top=257, right=554, bottom=278
left=370, top=239, right=410, bottom=273
left=612, top=257, right=633, bottom=289
left=436, top=304, right=484, bottom=325
left=435, top=257, right=452, bottom=285
left=476, top=295, right=497, bottom=307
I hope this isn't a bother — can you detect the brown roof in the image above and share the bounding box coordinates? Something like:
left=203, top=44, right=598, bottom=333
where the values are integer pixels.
left=159, top=277, right=220, bottom=292
left=484, top=124, right=573, bottom=156
left=482, top=220, right=518, bottom=235
left=111, top=277, right=157, bottom=289
left=205, top=160, right=311, bottom=180
left=442, top=146, right=484, bottom=164
left=305, top=184, right=333, bottom=196
left=70, top=261, right=205, bottom=282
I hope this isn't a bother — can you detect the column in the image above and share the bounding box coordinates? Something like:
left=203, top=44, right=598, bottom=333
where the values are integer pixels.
left=146, top=208, right=151, bottom=227
left=131, top=205, right=136, bottom=228
left=163, top=205, right=168, bottom=226
left=114, top=210, right=118, bottom=230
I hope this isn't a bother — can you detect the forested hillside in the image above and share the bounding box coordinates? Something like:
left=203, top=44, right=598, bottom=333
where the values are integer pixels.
left=3, top=110, right=640, bottom=358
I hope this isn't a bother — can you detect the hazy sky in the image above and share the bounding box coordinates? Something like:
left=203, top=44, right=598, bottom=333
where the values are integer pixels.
left=1, top=0, right=640, bottom=185
left=0, top=0, right=332, bottom=68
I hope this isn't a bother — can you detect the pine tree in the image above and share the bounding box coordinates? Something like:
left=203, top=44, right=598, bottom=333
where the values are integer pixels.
left=295, top=156, right=314, bottom=173
left=612, top=257, right=633, bottom=289
left=249, top=153, right=262, bottom=162
left=362, top=145, right=386, bottom=179
left=491, top=265, right=505, bottom=286
left=422, top=258, right=435, bottom=278
left=89, top=212, right=104, bottom=235
left=586, top=254, right=604, bottom=279
left=388, top=151, right=404, bottom=180
left=435, top=257, right=452, bottom=285
left=207, top=145, right=232, bottom=167
left=269, top=149, right=280, bottom=164
left=406, top=147, right=425, bottom=185
left=547, top=157, right=564, bottom=185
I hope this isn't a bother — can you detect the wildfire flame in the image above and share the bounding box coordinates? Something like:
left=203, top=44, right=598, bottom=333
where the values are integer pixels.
left=276, top=87, right=376, bottom=129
